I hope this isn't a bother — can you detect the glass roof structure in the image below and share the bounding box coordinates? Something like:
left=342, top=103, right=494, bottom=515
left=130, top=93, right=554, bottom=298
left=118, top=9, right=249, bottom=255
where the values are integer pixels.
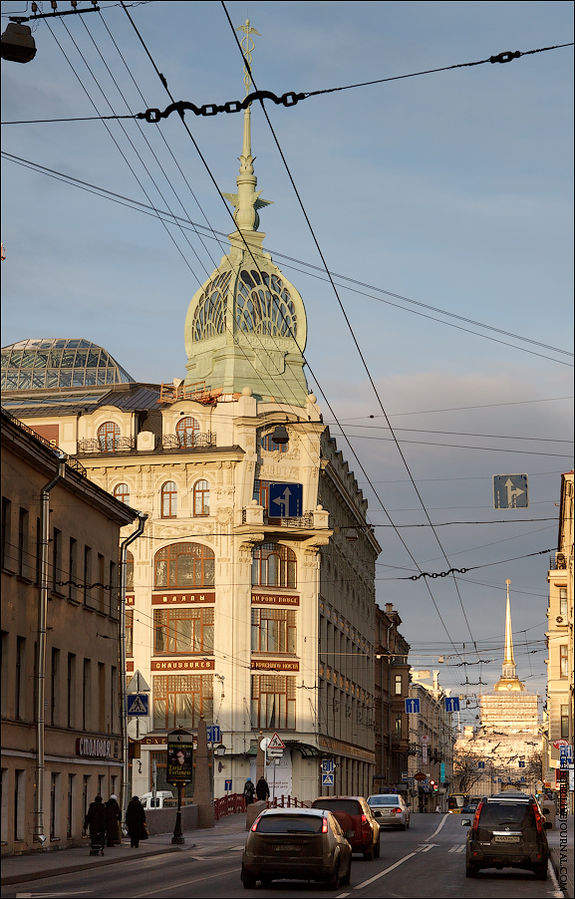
left=1, top=338, right=134, bottom=391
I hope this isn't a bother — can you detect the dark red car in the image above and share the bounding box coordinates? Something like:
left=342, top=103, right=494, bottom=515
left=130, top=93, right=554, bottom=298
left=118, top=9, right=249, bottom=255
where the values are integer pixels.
left=311, top=796, right=380, bottom=859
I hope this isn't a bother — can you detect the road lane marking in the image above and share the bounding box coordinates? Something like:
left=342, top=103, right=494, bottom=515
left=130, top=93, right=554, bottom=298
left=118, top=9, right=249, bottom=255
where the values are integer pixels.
left=352, top=851, right=419, bottom=889
left=136, top=862, right=240, bottom=896
left=428, top=813, right=449, bottom=839
left=448, top=844, right=465, bottom=853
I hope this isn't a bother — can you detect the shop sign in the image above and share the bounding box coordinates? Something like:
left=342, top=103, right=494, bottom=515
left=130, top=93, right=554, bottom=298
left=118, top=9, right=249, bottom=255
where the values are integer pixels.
left=76, top=736, right=119, bottom=759
left=251, top=659, right=299, bottom=671
left=152, top=592, right=215, bottom=605
left=152, top=659, right=214, bottom=671
left=251, top=592, right=299, bottom=606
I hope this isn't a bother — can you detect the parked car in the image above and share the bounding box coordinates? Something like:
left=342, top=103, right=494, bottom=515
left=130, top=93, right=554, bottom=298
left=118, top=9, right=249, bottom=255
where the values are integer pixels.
left=240, top=807, right=352, bottom=889
left=140, top=790, right=174, bottom=810
left=367, top=793, right=411, bottom=830
left=310, top=796, right=380, bottom=859
left=462, top=791, right=551, bottom=879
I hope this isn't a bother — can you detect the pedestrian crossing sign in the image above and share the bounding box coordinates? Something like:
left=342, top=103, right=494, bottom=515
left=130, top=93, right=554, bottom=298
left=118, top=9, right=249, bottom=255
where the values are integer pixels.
left=127, top=693, right=149, bottom=716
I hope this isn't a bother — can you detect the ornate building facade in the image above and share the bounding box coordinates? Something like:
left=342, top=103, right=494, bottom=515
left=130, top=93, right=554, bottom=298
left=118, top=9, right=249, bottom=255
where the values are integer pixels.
left=2, top=90, right=381, bottom=802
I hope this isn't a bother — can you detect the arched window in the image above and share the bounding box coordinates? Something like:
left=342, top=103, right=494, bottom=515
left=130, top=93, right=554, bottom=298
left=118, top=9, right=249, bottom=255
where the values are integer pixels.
left=261, top=431, right=288, bottom=453
left=97, top=421, right=119, bottom=451
left=161, top=481, right=177, bottom=518
left=252, top=543, right=297, bottom=589
left=176, top=416, right=200, bottom=447
left=154, top=542, right=215, bottom=588
left=193, top=480, right=210, bottom=517
left=113, top=483, right=130, bottom=504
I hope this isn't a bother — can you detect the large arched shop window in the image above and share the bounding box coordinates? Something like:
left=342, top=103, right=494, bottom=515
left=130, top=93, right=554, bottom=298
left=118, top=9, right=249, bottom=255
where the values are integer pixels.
left=161, top=481, right=178, bottom=518
left=251, top=543, right=296, bottom=589
left=113, top=482, right=130, bottom=504
left=97, top=421, right=120, bottom=451
left=176, top=416, right=200, bottom=447
left=154, top=542, right=215, bottom=588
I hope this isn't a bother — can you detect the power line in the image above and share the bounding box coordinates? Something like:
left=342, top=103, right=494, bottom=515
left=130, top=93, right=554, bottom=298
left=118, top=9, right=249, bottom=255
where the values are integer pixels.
left=3, top=40, right=572, bottom=124
left=3, top=150, right=571, bottom=366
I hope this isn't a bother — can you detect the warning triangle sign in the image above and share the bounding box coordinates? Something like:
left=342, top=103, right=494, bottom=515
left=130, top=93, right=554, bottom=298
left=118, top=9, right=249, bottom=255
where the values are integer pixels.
left=268, top=732, right=285, bottom=750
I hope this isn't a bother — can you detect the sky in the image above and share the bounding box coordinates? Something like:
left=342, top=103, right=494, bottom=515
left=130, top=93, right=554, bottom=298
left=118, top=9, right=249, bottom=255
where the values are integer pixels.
left=1, top=1, right=573, bottom=725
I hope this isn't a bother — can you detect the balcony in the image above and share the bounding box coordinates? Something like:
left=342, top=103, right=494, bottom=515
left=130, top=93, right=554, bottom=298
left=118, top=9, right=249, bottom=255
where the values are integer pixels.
left=78, top=436, right=135, bottom=454
left=549, top=552, right=568, bottom=571
left=161, top=433, right=216, bottom=450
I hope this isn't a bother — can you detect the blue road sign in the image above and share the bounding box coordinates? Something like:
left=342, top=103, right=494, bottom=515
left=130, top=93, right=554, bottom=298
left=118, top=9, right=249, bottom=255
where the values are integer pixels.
left=321, top=759, right=335, bottom=773
left=322, top=772, right=334, bottom=787
left=225, top=779, right=232, bottom=791
left=127, top=693, right=149, bottom=716
left=493, top=474, right=528, bottom=509
left=405, top=698, right=420, bottom=714
left=559, top=745, right=573, bottom=764
left=207, top=724, right=221, bottom=743
left=478, top=761, right=485, bottom=769
left=445, top=696, right=460, bottom=713
left=268, top=482, right=303, bottom=518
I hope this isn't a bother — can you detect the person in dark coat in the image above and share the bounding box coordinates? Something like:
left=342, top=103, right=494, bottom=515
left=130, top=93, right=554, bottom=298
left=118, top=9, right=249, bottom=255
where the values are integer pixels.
left=126, top=795, right=146, bottom=848
left=83, top=795, right=106, bottom=841
left=256, top=776, right=270, bottom=801
left=243, top=777, right=256, bottom=805
left=105, top=794, right=121, bottom=846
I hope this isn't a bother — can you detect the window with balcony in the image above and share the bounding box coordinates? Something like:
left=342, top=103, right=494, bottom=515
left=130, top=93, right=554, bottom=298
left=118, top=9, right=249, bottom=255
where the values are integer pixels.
left=252, top=543, right=296, bottom=589
left=97, top=421, right=120, bottom=451
left=251, top=608, right=296, bottom=654
left=176, top=416, right=200, bottom=447
left=161, top=481, right=177, bottom=518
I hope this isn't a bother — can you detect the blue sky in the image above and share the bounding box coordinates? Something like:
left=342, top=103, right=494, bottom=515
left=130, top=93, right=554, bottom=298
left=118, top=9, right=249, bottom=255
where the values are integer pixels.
left=1, top=1, right=573, bottom=720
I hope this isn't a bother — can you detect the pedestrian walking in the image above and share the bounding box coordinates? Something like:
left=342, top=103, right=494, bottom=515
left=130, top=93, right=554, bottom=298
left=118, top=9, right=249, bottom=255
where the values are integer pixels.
left=83, top=794, right=106, bottom=856
left=256, top=776, right=270, bottom=802
left=243, top=777, right=256, bottom=805
left=105, top=794, right=121, bottom=846
left=126, top=795, right=147, bottom=848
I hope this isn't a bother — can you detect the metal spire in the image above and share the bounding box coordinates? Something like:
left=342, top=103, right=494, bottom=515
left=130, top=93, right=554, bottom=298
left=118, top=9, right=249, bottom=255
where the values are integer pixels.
left=502, top=578, right=517, bottom=679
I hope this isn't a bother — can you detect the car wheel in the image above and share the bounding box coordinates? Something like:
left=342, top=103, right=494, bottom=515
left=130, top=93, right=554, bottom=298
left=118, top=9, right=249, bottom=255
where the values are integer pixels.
left=465, top=862, right=478, bottom=878
left=241, top=869, right=257, bottom=889
left=326, top=860, right=340, bottom=889
left=533, top=864, right=548, bottom=880
left=340, top=859, right=352, bottom=886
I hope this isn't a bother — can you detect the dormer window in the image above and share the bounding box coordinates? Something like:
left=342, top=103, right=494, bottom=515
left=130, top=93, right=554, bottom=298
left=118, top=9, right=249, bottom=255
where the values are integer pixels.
left=98, top=421, right=119, bottom=451
left=176, top=416, right=200, bottom=448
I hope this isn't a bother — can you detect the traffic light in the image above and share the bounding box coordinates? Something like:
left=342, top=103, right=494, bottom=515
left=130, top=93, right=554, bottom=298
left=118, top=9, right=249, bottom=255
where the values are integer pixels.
left=430, top=780, right=438, bottom=792
left=1, top=23, right=37, bottom=63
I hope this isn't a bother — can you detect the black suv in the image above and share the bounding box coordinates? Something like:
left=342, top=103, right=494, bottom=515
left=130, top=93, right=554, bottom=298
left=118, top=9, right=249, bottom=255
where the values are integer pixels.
left=462, top=792, right=550, bottom=879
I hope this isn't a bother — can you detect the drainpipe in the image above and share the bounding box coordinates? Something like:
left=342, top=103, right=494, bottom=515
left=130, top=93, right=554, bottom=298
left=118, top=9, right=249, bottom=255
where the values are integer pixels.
left=119, top=512, right=147, bottom=828
left=34, top=453, right=66, bottom=847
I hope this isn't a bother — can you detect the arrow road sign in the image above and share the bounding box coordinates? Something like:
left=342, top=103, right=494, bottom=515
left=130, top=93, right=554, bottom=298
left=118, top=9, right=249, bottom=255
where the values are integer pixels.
left=207, top=724, right=221, bottom=743
left=405, top=698, right=420, bottom=714
left=268, top=482, right=303, bottom=518
left=127, top=693, right=149, bottom=716
left=445, top=696, right=460, bottom=713
left=493, top=474, right=528, bottom=509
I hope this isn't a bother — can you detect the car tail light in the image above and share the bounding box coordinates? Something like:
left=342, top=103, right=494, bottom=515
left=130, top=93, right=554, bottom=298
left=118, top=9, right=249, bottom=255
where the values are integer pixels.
left=392, top=807, right=402, bottom=814
left=471, top=800, right=484, bottom=835
left=322, top=817, right=329, bottom=834
left=250, top=815, right=262, bottom=832
left=532, top=802, right=544, bottom=835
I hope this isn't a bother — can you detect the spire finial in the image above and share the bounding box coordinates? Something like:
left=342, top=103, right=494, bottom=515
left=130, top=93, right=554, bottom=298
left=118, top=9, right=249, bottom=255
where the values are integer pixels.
left=237, top=19, right=260, bottom=98
left=502, top=578, right=516, bottom=677
left=222, top=19, right=271, bottom=235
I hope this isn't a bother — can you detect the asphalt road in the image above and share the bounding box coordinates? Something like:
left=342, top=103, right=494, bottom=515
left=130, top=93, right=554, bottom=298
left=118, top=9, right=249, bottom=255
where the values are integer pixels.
left=3, top=814, right=564, bottom=899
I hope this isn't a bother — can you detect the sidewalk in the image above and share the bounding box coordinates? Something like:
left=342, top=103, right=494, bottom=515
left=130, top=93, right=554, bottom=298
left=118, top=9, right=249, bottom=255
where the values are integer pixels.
left=1, top=812, right=248, bottom=886
left=548, top=816, right=574, bottom=899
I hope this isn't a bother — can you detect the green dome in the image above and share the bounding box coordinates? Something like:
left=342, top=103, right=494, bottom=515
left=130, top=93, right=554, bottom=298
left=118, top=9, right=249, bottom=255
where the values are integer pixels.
left=1, top=338, right=134, bottom=390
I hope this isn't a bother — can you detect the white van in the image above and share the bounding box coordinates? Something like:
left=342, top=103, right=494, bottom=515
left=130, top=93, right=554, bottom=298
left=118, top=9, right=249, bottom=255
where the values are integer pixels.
left=140, top=790, right=174, bottom=810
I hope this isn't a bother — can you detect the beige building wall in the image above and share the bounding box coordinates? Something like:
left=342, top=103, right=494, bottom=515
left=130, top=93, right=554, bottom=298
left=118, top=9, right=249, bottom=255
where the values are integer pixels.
left=1, top=411, right=136, bottom=855
left=545, top=470, right=574, bottom=806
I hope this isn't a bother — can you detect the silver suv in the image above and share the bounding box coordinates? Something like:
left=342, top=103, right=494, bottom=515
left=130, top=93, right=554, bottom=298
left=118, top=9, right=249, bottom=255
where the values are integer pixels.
left=462, top=792, right=550, bottom=879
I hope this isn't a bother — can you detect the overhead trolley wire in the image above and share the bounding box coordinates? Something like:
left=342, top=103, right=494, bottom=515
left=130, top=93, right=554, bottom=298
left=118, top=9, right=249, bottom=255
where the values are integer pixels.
left=2, top=150, right=571, bottom=366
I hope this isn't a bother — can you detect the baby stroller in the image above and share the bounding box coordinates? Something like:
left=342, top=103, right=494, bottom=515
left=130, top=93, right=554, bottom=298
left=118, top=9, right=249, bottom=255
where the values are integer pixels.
left=89, top=830, right=106, bottom=856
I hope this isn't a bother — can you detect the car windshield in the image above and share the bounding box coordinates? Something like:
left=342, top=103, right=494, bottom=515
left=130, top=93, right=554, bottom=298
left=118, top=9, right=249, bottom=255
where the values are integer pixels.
left=480, top=802, right=535, bottom=829
left=369, top=796, right=399, bottom=806
left=312, top=799, right=361, bottom=815
left=256, top=815, right=323, bottom=834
